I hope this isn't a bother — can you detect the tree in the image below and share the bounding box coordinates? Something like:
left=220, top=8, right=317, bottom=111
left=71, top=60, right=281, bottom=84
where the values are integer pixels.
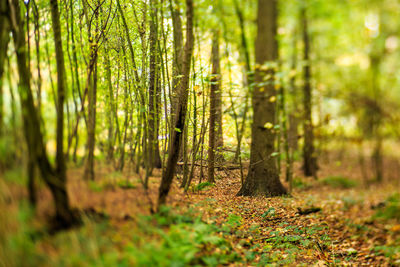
left=0, top=0, right=9, bottom=138
left=158, top=0, right=194, bottom=209
left=301, top=6, right=317, bottom=178
left=50, top=0, right=68, bottom=187
left=208, top=31, right=219, bottom=184
left=237, top=0, right=286, bottom=197
left=148, top=0, right=162, bottom=169
left=8, top=0, right=78, bottom=227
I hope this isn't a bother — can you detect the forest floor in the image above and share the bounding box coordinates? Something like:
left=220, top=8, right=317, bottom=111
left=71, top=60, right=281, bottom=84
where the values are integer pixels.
left=1, top=151, right=400, bottom=266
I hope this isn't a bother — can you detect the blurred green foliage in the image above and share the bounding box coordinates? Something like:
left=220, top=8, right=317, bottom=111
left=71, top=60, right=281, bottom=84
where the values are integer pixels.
left=321, top=176, right=358, bottom=189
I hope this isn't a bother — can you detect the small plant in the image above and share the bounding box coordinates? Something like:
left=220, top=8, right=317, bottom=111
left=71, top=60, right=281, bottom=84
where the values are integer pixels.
left=193, top=182, right=215, bottom=192
left=131, top=209, right=241, bottom=266
left=321, top=176, right=358, bottom=189
left=117, top=180, right=136, bottom=189
left=261, top=207, right=276, bottom=218
left=292, top=177, right=311, bottom=190
left=373, top=245, right=400, bottom=262
left=88, top=181, right=104, bottom=192
left=373, top=194, right=400, bottom=221
left=226, top=214, right=242, bottom=228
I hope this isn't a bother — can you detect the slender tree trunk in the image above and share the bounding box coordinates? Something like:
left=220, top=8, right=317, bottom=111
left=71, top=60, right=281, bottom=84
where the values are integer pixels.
left=185, top=62, right=200, bottom=190
left=0, top=0, right=9, bottom=137
left=237, top=0, right=286, bottom=197
left=158, top=0, right=194, bottom=209
left=208, top=31, right=221, bottom=183
left=301, top=7, right=317, bottom=178
left=213, top=32, right=224, bottom=161
left=232, top=0, right=251, bottom=163
left=84, top=60, right=97, bottom=180
left=32, top=0, right=42, bottom=111
left=105, top=46, right=115, bottom=161
left=9, top=0, right=78, bottom=226
left=373, top=137, right=383, bottom=182
left=289, top=26, right=299, bottom=153
left=50, top=0, right=68, bottom=184
left=169, top=0, right=184, bottom=116
left=83, top=3, right=100, bottom=180
left=148, top=0, right=162, bottom=169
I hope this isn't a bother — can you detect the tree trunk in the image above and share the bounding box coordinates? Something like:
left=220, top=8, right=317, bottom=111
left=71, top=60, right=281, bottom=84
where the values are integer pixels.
left=169, top=0, right=184, bottom=115
left=9, top=0, right=78, bottom=227
left=232, top=0, right=251, bottom=163
left=148, top=0, right=162, bottom=169
left=237, top=0, right=286, bottom=197
left=158, top=0, right=194, bottom=209
left=84, top=59, right=97, bottom=180
left=83, top=5, right=99, bottom=181
left=213, top=32, right=224, bottom=161
left=301, top=7, right=317, bottom=178
left=50, top=0, right=67, bottom=184
left=208, top=31, right=221, bottom=183
left=104, top=45, right=115, bottom=161
left=0, top=0, right=10, bottom=137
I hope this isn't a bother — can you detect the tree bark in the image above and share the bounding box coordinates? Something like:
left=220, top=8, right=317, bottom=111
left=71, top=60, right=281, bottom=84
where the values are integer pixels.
left=237, top=0, right=286, bottom=197
left=9, top=0, right=77, bottom=227
left=148, top=0, right=162, bottom=169
left=208, top=31, right=221, bottom=183
left=169, top=0, right=184, bottom=115
left=301, top=7, right=317, bottom=178
left=158, top=0, right=194, bottom=209
left=0, top=4, right=9, bottom=137
left=50, top=0, right=67, bottom=183
left=213, top=31, right=224, bottom=161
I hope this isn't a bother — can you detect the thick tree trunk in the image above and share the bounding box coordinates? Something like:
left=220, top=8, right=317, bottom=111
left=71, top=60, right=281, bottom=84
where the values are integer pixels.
left=9, top=0, right=77, bottom=226
left=158, top=0, right=194, bottom=209
left=237, top=0, right=286, bottom=197
left=301, top=7, right=317, bottom=178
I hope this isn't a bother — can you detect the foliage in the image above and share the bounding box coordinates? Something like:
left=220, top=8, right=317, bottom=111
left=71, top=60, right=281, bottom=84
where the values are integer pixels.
left=373, top=193, right=400, bottom=221
left=129, top=210, right=241, bottom=266
left=292, top=177, right=312, bottom=190
left=2, top=167, right=26, bottom=186
left=321, top=176, right=358, bottom=189
left=192, top=182, right=215, bottom=192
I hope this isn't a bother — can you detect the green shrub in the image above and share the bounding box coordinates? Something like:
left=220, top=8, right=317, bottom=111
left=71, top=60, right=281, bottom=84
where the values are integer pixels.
left=292, top=178, right=311, bottom=190
left=3, top=168, right=26, bottom=185
left=117, top=180, right=137, bottom=189
left=373, top=193, right=400, bottom=221
left=321, top=176, right=358, bottom=189
left=193, top=182, right=214, bottom=192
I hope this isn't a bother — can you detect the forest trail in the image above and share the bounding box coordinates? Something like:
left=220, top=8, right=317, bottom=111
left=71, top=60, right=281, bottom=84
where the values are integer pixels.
left=3, top=152, right=399, bottom=266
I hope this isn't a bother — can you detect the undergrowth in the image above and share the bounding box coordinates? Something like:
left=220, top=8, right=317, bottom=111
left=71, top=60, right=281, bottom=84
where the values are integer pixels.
left=321, top=176, right=358, bottom=189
